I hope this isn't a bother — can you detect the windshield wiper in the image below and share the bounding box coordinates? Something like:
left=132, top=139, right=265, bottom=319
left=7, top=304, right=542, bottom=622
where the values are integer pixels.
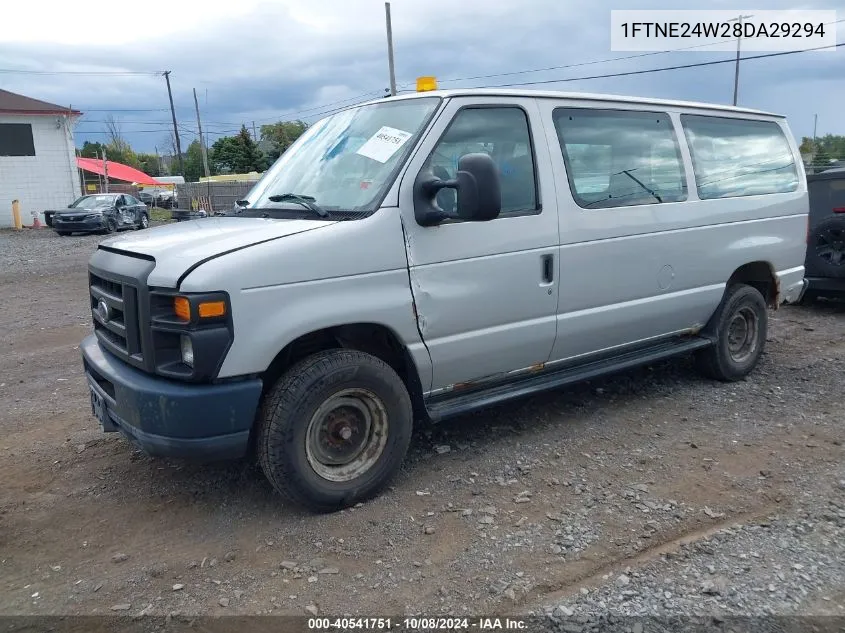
left=268, top=193, right=329, bottom=218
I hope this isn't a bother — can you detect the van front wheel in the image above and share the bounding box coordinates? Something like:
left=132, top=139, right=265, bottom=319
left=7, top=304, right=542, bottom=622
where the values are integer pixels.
left=695, top=283, right=768, bottom=382
left=257, top=349, right=413, bottom=512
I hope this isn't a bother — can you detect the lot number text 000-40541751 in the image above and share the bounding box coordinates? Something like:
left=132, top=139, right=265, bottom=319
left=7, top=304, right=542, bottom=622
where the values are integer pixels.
left=307, top=617, right=529, bottom=630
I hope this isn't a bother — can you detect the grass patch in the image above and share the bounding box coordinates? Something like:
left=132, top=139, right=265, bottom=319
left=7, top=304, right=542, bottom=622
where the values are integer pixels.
left=148, top=207, right=172, bottom=222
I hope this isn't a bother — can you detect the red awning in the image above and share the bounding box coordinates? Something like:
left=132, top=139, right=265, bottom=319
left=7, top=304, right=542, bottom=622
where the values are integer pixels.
left=76, top=157, right=163, bottom=186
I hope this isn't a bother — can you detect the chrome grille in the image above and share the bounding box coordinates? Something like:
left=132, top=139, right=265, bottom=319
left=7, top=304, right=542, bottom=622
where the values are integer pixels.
left=90, top=272, right=144, bottom=366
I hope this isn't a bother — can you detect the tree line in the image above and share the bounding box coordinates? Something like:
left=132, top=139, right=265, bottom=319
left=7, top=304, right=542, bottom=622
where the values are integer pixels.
left=78, top=116, right=309, bottom=182
left=799, top=134, right=845, bottom=167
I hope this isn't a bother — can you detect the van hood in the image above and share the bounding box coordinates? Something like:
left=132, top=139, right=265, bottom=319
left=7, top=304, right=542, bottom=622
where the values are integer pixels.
left=99, top=216, right=336, bottom=287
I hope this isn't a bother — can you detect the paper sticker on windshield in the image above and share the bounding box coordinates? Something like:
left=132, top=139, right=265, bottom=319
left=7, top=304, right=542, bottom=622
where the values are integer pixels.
left=356, top=126, right=413, bottom=163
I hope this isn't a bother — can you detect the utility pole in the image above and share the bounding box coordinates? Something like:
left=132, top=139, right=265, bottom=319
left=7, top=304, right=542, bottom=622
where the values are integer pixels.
left=163, top=71, right=185, bottom=177
left=102, top=148, right=109, bottom=193
left=252, top=121, right=258, bottom=142
left=384, top=2, right=397, bottom=96
left=193, top=88, right=211, bottom=178
left=729, top=14, right=753, bottom=106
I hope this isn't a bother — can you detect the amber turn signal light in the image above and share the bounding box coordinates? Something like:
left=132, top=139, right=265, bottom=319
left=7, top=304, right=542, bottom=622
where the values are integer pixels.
left=198, top=301, right=226, bottom=318
left=174, top=296, right=191, bottom=321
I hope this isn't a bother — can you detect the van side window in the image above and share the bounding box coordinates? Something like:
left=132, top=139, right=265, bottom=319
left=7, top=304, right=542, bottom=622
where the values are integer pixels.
left=681, top=115, right=799, bottom=200
left=424, top=107, right=539, bottom=216
left=553, top=108, right=687, bottom=209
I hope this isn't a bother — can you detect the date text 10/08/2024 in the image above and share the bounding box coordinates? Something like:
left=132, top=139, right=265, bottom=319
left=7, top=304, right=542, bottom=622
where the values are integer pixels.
left=307, top=617, right=529, bottom=631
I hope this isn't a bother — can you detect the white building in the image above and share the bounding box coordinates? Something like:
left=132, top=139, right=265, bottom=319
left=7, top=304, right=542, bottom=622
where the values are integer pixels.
left=0, top=89, right=82, bottom=227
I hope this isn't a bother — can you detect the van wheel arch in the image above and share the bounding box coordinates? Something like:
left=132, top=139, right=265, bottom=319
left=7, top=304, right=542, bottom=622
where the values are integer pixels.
left=722, top=261, right=779, bottom=312
left=254, top=324, right=427, bottom=448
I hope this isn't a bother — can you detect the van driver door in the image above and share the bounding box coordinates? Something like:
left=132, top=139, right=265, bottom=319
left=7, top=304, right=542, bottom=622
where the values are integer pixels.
left=397, top=96, right=560, bottom=394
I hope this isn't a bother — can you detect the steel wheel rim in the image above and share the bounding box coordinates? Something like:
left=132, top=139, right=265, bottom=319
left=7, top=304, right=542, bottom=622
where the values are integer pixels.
left=816, top=228, right=845, bottom=266
left=305, top=388, right=389, bottom=482
left=727, top=306, right=758, bottom=363
left=140, top=215, right=149, bottom=228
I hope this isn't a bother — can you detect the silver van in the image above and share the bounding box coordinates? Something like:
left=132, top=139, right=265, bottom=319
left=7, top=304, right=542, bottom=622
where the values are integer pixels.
left=81, top=88, right=808, bottom=511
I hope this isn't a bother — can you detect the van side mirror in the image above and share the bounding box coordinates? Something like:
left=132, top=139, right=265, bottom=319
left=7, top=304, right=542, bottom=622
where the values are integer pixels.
left=414, top=153, right=501, bottom=227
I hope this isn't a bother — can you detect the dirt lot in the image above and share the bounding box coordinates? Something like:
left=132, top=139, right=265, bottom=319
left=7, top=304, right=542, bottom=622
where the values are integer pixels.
left=0, top=227, right=843, bottom=623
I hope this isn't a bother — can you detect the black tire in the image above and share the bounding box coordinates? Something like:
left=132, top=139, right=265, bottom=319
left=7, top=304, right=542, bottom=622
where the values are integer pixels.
left=806, top=217, right=845, bottom=279
left=695, top=284, right=768, bottom=382
left=103, top=218, right=117, bottom=234
left=137, top=213, right=149, bottom=230
left=257, top=349, right=413, bottom=512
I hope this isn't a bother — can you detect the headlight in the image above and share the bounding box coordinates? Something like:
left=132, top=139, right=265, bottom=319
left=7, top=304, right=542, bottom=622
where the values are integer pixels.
left=180, top=335, right=194, bottom=367
left=150, top=291, right=232, bottom=381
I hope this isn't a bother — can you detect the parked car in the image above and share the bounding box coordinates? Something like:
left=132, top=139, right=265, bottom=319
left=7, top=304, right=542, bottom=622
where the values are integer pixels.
left=138, top=191, right=156, bottom=207
left=156, top=189, right=177, bottom=209
left=79, top=89, right=807, bottom=512
left=138, top=188, right=177, bottom=209
left=802, top=167, right=845, bottom=300
left=51, top=193, right=149, bottom=236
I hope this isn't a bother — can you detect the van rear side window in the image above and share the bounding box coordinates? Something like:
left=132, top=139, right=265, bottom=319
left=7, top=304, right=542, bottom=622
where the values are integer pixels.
left=681, top=115, right=799, bottom=200
left=553, top=108, right=687, bottom=209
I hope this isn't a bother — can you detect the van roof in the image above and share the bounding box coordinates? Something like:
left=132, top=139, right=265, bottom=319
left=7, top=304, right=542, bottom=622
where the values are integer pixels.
left=366, top=89, right=781, bottom=118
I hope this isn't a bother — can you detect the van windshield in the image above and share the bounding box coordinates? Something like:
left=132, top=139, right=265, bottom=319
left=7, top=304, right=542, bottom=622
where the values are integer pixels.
left=244, top=97, right=440, bottom=218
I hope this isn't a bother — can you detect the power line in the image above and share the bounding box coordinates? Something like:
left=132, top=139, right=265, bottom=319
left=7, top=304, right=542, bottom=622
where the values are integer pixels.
left=396, top=17, right=845, bottom=87
left=237, top=90, right=386, bottom=126
left=71, top=34, right=845, bottom=143
left=76, top=129, right=189, bottom=134
left=0, top=68, right=163, bottom=76
left=191, top=95, right=388, bottom=137
left=474, top=42, right=845, bottom=89
left=74, top=90, right=386, bottom=131
left=78, top=107, right=183, bottom=112
left=398, top=40, right=738, bottom=88
left=72, top=35, right=841, bottom=139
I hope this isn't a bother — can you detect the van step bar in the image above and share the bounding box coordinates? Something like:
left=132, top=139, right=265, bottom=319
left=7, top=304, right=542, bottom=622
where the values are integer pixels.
left=425, top=336, right=714, bottom=422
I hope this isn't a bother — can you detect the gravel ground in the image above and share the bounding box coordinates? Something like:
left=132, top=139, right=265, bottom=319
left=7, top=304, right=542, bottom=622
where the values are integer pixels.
left=538, top=483, right=845, bottom=629
left=0, top=226, right=843, bottom=626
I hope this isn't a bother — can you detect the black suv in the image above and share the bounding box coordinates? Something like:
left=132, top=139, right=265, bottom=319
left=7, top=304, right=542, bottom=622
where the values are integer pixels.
left=803, top=168, right=845, bottom=300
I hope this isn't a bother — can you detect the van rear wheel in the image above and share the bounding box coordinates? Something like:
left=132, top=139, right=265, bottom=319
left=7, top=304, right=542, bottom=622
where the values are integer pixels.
left=695, top=283, right=768, bottom=382
left=257, top=349, right=413, bottom=512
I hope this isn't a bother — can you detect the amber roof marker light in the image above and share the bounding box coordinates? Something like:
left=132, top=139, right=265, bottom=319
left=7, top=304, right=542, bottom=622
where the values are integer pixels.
left=416, top=76, right=438, bottom=92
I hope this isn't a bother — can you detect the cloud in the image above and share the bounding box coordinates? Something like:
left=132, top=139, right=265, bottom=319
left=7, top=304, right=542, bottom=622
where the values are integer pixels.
left=1, top=0, right=842, bottom=153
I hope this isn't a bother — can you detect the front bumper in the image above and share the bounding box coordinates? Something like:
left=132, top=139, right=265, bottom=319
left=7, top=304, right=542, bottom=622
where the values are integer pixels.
left=53, top=216, right=106, bottom=232
left=81, top=334, right=262, bottom=460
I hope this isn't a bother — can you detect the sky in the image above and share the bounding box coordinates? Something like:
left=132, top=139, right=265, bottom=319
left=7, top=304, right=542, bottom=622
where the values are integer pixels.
left=1, top=0, right=842, bottom=156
